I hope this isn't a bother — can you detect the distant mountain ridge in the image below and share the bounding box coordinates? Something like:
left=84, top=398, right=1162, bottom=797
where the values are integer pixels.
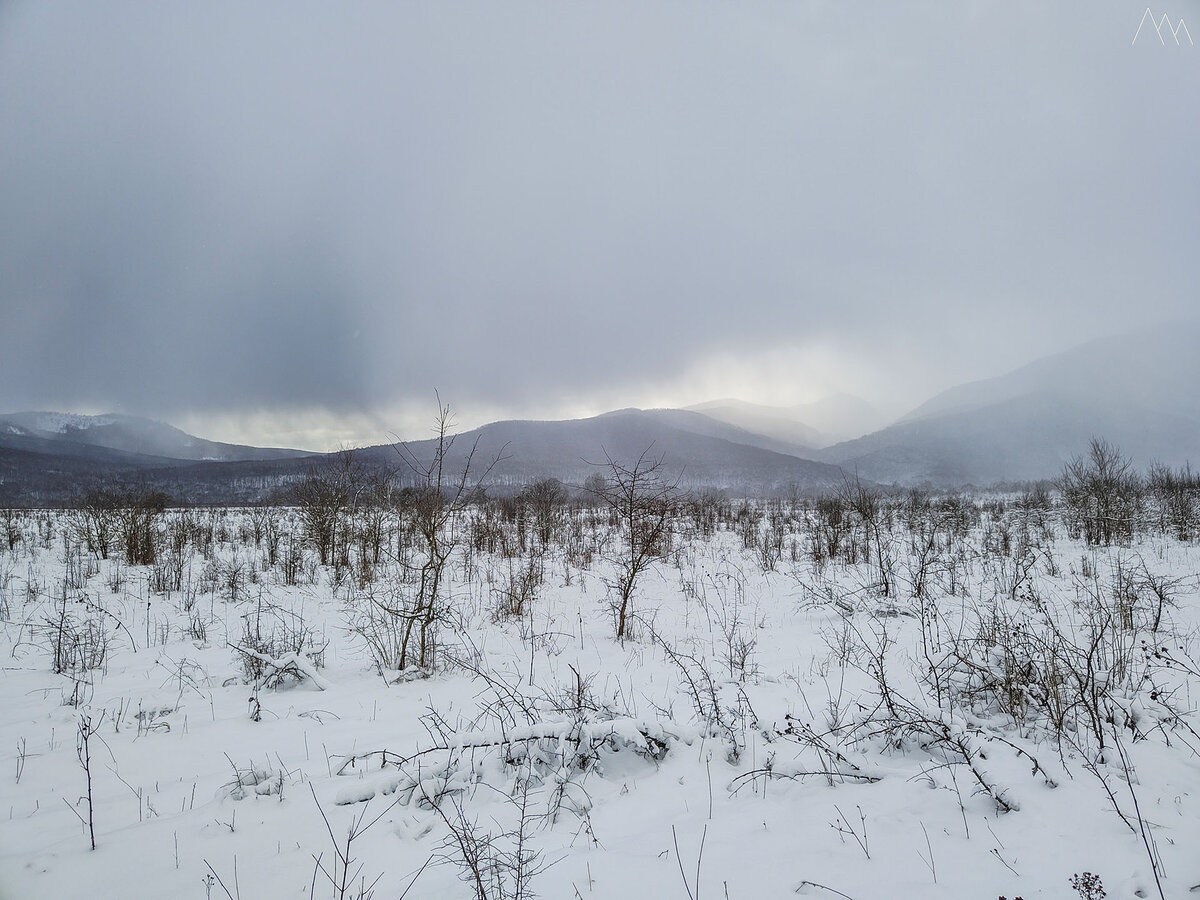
left=353, top=407, right=850, bottom=494
left=0, top=412, right=310, bottom=463
left=5, top=322, right=1198, bottom=502
left=0, top=412, right=315, bottom=505
left=0, top=407, right=854, bottom=505
left=683, top=400, right=822, bottom=450
left=686, top=394, right=885, bottom=448
left=816, top=321, right=1200, bottom=486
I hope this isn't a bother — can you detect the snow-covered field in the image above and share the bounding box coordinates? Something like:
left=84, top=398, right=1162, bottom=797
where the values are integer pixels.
left=1, top=495, right=1198, bottom=900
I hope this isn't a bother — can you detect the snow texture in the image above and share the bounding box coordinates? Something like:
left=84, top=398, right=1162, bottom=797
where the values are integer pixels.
left=1, top=501, right=1199, bottom=899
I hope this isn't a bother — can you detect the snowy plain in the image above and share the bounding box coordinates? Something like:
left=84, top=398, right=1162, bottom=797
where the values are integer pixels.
left=1, top=497, right=1198, bottom=900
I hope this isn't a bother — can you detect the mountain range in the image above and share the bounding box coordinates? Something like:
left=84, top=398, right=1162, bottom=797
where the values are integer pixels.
left=813, top=322, right=1200, bottom=486
left=686, top=394, right=885, bottom=449
left=0, top=408, right=852, bottom=505
left=2, top=322, right=1198, bottom=504
left=352, top=408, right=849, bottom=495
left=0, top=412, right=309, bottom=464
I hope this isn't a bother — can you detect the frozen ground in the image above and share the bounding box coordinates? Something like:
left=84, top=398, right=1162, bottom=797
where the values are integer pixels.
left=1, top=496, right=1198, bottom=900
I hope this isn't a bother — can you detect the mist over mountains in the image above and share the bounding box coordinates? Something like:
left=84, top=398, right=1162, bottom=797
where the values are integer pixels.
left=2, top=323, right=1198, bottom=504
left=0, top=412, right=309, bottom=464
left=814, top=322, right=1200, bottom=486
left=0, top=408, right=850, bottom=505
left=685, top=394, right=884, bottom=450
left=354, top=408, right=849, bottom=494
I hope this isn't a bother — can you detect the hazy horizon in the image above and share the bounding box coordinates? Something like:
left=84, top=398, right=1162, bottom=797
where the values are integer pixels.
left=3, top=2, right=1196, bottom=451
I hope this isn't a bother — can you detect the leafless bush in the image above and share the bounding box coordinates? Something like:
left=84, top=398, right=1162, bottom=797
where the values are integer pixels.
left=430, top=770, right=548, bottom=900
left=62, top=541, right=95, bottom=591
left=278, top=538, right=305, bottom=586
left=641, top=616, right=753, bottom=764
left=335, top=666, right=670, bottom=818
left=492, top=552, right=544, bottom=622
left=151, top=516, right=189, bottom=594
left=384, top=399, right=505, bottom=670
left=110, top=488, right=169, bottom=565
left=68, top=712, right=106, bottom=850
left=589, top=448, right=676, bottom=641
left=1128, top=558, right=1185, bottom=633
left=68, top=489, right=118, bottom=559
left=234, top=594, right=327, bottom=690
left=697, top=566, right=759, bottom=681
left=1059, top=439, right=1142, bottom=546
left=309, top=786, right=399, bottom=900
left=293, top=450, right=361, bottom=568
left=0, top=508, right=25, bottom=555
left=44, top=591, right=112, bottom=686
left=921, top=564, right=1155, bottom=754
left=1146, top=460, right=1199, bottom=542
left=221, top=552, right=249, bottom=602
left=838, top=477, right=897, bottom=597
left=0, top=563, right=11, bottom=621
left=348, top=580, right=411, bottom=676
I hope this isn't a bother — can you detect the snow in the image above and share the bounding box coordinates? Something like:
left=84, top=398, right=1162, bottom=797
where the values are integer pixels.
left=21, top=412, right=117, bottom=434
left=1, top=502, right=1199, bottom=899
left=10, top=415, right=119, bottom=434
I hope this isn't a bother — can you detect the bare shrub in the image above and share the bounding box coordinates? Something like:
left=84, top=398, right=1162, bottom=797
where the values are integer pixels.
left=1059, top=439, right=1142, bottom=546
left=293, top=450, right=361, bottom=569
left=45, top=591, right=111, bottom=683
left=348, top=580, right=410, bottom=676
left=492, top=551, right=543, bottom=622
left=430, top=770, right=548, bottom=900
left=381, top=399, right=504, bottom=671
left=588, top=448, right=676, bottom=641
left=234, top=594, right=327, bottom=690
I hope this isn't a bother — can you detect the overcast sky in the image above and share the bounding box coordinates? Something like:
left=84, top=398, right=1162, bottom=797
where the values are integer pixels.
left=1, top=1, right=1196, bottom=450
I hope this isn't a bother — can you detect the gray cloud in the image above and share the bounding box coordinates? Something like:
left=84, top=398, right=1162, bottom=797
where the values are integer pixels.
left=2, top=1, right=1196, bottom=448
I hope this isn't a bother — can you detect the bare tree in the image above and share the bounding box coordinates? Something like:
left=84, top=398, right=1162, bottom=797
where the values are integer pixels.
left=354, top=470, right=398, bottom=570
left=293, top=450, right=363, bottom=568
left=250, top=502, right=285, bottom=567
left=70, top=485, right=120, bottom=559
left=520, top=477, right=567, bottom=549
left=1, top=508, right=25, bottom=553
left=69, top=483, right=168, bottom=565
left=1146, top=460, right=1199, bottom=541
left=589, top=447, right=676, bottom=641
left=384, top=398, right=505, bottom=670
left=1059, top=438, right=1142, bottom=546
left=838, top=475, right=894, bottom=597
left=687, top=489, right=726, bottom=539
left=114, top=489, right=169, bottom=565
